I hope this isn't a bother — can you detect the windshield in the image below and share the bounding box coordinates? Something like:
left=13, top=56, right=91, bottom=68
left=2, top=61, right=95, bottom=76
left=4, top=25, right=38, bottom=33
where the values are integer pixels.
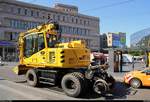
left=142, top=68, right=150, bottom=73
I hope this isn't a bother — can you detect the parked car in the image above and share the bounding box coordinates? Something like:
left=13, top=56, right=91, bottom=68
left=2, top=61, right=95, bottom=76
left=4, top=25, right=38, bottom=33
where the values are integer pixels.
left=124, top=68, right=150, bottom=88
left=0, top=56, right=4, bottom=66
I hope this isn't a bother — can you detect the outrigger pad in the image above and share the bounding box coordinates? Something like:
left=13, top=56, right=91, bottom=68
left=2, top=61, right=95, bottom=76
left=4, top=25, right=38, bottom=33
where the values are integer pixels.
left=12, top=66, right=19, bottom=75
left=12, top=65, right=27, bottom=75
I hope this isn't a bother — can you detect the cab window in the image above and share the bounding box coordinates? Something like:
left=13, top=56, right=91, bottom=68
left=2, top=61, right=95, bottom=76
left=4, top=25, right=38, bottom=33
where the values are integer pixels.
left=142, top=69, right=150, bottom=73
left=24, top=33, right=44, bottom=58
left=24, top=35, right=33, bottom=57
left=46, top=34, right=57, bottom=48
left=33, top=34, right=38, bottom=53
left=38, top=34, right=45, bottom=51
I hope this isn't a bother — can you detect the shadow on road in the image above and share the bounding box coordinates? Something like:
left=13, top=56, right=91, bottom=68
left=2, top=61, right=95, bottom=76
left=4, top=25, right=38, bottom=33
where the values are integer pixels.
left=36, top=81, right=137, bottom=100
left=76, top=81, right=133, bottom=99
left=79, top=81, right=138, bottom=100
left=140, top=86, right=150, bottom=89
left=15, top=80, right=27, bottom=83
left=0, top=78, right=5, bottom=80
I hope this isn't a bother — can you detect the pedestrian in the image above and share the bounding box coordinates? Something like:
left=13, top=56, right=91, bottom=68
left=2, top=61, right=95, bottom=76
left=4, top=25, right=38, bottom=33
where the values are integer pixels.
left=145, top=50, right=149, bottom=67
left=132, top=56, right=134, bottom=70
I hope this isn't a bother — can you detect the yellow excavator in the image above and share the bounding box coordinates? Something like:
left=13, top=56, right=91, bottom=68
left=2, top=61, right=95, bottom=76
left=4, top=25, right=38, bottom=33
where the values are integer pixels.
left=12, top=20, right=115, bottom=97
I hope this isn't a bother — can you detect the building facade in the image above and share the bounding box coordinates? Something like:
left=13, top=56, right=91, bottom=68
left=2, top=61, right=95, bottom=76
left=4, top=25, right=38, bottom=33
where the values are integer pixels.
left=130, top=28, right=150, bottom=48
left=0, top=0, right=100, bottom=61
left=100, top=33, right=108, bottom=49
left=107, top=32, right=126, bottom=48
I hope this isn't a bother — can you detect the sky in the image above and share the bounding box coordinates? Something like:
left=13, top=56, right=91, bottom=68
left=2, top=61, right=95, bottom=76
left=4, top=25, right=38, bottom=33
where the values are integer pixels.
left=18, top=0, right=150, bottom=47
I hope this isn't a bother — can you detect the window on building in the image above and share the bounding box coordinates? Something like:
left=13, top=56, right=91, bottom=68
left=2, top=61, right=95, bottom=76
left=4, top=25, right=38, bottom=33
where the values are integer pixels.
left=20, top=21, right=23, bottom=29
left=80, top=19, right=82, bottom=24
left=24, top=9, right=27, bottom=15
left=57, top=15, right=60, bottom=21
left=75, top=18, right=78, bottom=24
left=71, top=27, right=73, bottom=33
left=63, top=26, right=66, bottom=33
left=61, top=37, right=65, bottom=42
left=9, top=19, right=12, bottom=28
left=63, top=16, right=65, bottom=22
left=10, top=7, right=14, bottom=13
left=24, top=21, right=28, bottom=29
left=84, top=20, right=86, bottom=25
left=12, top=32, right=18, bottom=41
left=66, top=27, right=69, bottom=34
left=37, top=11, right=39, bottom=17
left=77, top=28, right=79, bottom=35
left=53, top=14, right=56, bottom=20
left=12, top=20, right=16, bottom=28
left=74, top=28, right=77, bottom=34
left=77, top=28, right=81, bottom=35
left=87, top=21, right=90, bottom=25
left=10, top=33, right=13, bottom=41
left=17, top=8, right=21, bottom=14
left=86, top=30, right=89, bottom=35
left=31, top=10, right=34, bottom=16
left=69, top=27, right=71, bottom=33
left=28, top=22, right=31, bottom=29
left=72, top=17, right=74, bottom=23
left=60, top=26, right=63, bottom=33
left=26, top=22, right=30, bottom=29
left=82, top=29, right=85, bottom=35
left=16, top=20, right=19, bottom=28
left=48, top=14, right=51, bottom=19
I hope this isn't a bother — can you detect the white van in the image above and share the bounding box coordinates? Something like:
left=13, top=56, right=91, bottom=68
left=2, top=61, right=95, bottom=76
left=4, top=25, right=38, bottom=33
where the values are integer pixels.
left=122, top=54, right=133, bottom=64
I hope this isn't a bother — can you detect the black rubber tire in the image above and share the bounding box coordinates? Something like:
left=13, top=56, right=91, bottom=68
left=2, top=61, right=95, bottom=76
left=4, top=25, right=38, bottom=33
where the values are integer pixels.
left=61, top=72, right=86, bottom=97
left=26, top=69, right=39, bottom=87
left=130, top=78, right=142, bottom=88
left=71, top=72, right=89, bottom=95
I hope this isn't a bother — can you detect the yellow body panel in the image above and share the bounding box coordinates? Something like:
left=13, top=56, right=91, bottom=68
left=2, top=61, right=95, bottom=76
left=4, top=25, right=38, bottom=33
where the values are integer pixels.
left=13, top=23, right=91, bottom=75
left=21, top=47, right=90, bottom=68
left=124, top=68, right=150, bottom=86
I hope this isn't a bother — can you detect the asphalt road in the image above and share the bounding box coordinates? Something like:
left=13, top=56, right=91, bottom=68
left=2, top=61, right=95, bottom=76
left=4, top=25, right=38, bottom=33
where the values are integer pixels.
left=0, top=62, right=150, bottom=100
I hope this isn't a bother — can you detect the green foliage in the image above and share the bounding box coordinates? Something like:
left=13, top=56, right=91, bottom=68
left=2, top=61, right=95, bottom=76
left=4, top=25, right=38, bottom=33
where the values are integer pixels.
left=128, top=50, right=143, bottom=56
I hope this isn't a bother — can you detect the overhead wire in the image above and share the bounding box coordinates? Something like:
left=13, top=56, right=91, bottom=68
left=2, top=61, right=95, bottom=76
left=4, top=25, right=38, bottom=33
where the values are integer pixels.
left=81, top=0, right=135, bottom=12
